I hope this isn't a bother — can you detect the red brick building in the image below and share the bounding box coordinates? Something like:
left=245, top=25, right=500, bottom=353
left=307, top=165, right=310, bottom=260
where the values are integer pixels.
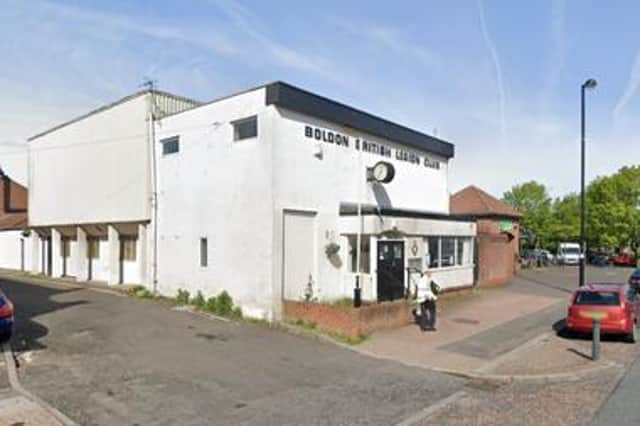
left=451, top=186, right=521, bottom=287
left=0, top=170, right=27, bottom=230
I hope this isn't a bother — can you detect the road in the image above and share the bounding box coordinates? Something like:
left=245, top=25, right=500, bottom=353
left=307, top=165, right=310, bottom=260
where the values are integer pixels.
left=1, top=275, right=464, bottom=426
left=0, top=265, right=636, bottom=425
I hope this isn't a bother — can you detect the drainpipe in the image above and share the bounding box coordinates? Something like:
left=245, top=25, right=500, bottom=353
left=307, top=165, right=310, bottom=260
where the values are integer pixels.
left=148, top=88, right=159, bottom=293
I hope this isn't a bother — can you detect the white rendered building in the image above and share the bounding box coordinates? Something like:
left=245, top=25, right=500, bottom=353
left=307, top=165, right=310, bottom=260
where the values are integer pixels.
left=155, top=82, right=476, bottom=320
left=27, top=90, right=199, bottom=285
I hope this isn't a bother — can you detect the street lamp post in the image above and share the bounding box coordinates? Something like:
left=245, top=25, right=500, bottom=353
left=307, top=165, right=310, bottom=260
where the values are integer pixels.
left=579, top=78, right=597, bottom=287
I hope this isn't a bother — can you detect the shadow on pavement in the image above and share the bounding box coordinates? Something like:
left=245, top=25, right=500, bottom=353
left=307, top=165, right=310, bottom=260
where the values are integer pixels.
left=0, top=278, right=87, bottom=353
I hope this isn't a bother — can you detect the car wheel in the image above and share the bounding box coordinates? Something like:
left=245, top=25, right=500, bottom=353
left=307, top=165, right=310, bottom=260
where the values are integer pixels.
left=627, top=324, right=637, bottom=344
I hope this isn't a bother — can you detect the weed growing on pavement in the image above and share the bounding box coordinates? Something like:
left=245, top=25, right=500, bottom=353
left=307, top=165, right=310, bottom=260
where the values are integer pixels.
left=327, top=331, right=369, bottom=345
left=329, top=297, right=353, bottom=309
left=176, top=289, right=190, bottom=305
left=191, top=291, right=206, bottom=308
left=287, top=319, right=367, bottom=345
left=128, top=285, right=155, bottom=299
left=292, top=319, right=317, bottom=330
left=177, top=289, right=243, bottom=320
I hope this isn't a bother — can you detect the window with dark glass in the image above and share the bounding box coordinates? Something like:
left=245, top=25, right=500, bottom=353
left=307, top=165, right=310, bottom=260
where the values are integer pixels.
left=233, top=116, right=258, bottom=141
left=441, top=237, right=456, bottom=267
left=161, top=136, right=180, bottom=155
left=426, top=237, right=439, bottom=268
left=200, top=238, right=208, bottom=267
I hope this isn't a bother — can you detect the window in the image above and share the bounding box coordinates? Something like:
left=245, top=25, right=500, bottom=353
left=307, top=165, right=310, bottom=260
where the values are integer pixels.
left=348, top=235, right=370, bottom=273
left=161, top=136, right=180, bottom=155
left=441, top=237, right=455, bottom=267
left=426, top=237, right=440, bottom=268
left=121, top=238, right=137, bottom=261
left=87, top=239, right=100, bottom=259
left=426, top=236, right=474, bottom=269
left=457, top=237, right=473, bottom=266
left=200, top=238, right=208, bottom=267
left=574, top=291, right=620, bottom=306
left=233, top=116, right=258, bottom=141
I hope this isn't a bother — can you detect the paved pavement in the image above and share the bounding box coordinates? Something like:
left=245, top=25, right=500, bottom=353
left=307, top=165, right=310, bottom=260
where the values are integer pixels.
left=0, top=274, right=464, bottom=426
left=592, top=352, right=640, bottom=425
left=355, top=265, right=636, bottom=373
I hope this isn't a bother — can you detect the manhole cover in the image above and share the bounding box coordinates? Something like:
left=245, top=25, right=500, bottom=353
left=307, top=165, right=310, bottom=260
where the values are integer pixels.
left=452, top=318, right=480, bottom=325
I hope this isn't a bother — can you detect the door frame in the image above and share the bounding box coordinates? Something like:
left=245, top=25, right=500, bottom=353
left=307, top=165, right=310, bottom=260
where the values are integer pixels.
left=281, top=209, right=318, bottom=302
left=376, top=239, right=406, bottom=302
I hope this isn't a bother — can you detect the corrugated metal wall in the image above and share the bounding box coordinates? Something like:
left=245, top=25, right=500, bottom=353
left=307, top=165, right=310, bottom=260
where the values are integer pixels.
left=152, top=92, right=200, bottom=119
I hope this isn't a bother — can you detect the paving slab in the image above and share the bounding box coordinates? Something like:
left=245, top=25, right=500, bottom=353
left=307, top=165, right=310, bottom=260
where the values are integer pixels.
left=355, top=287, right=559, bottom=372
left=0, top=394, right=63, bottom=425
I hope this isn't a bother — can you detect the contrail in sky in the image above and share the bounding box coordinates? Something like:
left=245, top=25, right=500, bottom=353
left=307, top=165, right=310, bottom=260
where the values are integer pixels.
left=613, top=50, right=640, bottom=121
left=477, top=0, right=507, bottom=143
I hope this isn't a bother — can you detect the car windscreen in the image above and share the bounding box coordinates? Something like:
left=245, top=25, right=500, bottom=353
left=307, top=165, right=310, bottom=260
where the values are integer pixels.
left=562, top=248, right=580, bottom=255
left=574, top=291, right=620, bottom=306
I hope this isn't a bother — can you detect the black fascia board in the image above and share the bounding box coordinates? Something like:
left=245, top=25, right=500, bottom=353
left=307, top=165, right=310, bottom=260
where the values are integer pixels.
left=339, top=203, right=475, bottom=223
left=265, top=82, right=454, bottom=159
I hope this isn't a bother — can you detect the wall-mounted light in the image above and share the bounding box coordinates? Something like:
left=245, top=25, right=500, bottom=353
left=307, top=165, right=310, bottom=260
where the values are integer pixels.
left=314, top=143, right=324, bottom=159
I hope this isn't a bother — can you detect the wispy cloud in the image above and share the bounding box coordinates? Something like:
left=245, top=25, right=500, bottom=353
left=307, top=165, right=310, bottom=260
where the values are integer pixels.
left=209, top=0, right=345, bottom=84
left=36, top=0, right=239, bottom=56
left=332, top=18, right=442, bottom=70
left=613, top=49, right=640, bottom=120
left=477, top=0, right=507, bottom=143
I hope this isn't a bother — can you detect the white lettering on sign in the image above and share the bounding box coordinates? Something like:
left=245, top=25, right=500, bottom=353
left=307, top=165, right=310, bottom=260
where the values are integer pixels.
left=304, top=125, right=440, bottom=169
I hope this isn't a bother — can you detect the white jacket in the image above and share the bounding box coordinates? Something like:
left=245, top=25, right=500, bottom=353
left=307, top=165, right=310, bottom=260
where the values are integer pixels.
left=416, top=275, right=438, bottom=302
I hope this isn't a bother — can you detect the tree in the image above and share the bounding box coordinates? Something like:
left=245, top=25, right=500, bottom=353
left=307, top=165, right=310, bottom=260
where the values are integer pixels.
left=503, top=181, right=553, bottom=249
left=587, top=166, right=640, bottom=253
left=548, top=194, right=580, bottom=249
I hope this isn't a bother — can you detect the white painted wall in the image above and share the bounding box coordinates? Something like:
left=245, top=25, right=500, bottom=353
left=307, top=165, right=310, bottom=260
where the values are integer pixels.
left=28, top=94, right=151, bottom=226
left=0, top=231, right=29, bottom=270
left=270, top=107, right=462, bottom=307
left=155, top=88, right=275, bottom=319
left=91, top=239, right=110, bottom=282
left=154, top=87, right=472, bottom=319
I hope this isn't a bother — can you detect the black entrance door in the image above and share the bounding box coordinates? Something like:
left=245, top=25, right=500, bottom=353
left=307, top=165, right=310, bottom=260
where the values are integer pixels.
left=377, top=240, right=405, bottom=301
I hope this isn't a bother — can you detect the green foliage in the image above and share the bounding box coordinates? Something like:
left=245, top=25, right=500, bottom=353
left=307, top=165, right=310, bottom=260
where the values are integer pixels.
left=504, top=165, right=640, bottom=253
left=216, top=291, right=233, bottom=316
left=503, top=181, right=552, bottom=248
left=293, top=319, right=317, bottom=330
left=205, top=296, right=218, bottom=312
left=232, top=306, right=243, bottom=319
left=586, top=166, right=640, bottom=252
left=330, top=297, right=353, bottom=308
left=176, top=289, right=191, bottom=305
left=191, top=291, right=206, bottom=308
left=193, top=291, right=243, bottom=319
left=128, top=285, right=154, bottom=299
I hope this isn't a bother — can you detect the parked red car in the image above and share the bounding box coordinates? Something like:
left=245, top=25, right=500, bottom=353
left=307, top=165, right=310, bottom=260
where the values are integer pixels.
left=612, top=254, right=636, bottom=267
left=566, top=284, right=639, bottom=343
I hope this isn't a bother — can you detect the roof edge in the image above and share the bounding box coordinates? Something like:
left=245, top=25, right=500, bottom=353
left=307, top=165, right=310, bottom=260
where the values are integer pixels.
left=265, top=81, right=455, bottom=159
left=28, top=89, right=200, bottom=142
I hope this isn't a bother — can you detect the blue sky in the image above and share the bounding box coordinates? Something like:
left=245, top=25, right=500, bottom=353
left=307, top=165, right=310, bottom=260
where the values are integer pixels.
left=2, top=0, right=640, bottom=196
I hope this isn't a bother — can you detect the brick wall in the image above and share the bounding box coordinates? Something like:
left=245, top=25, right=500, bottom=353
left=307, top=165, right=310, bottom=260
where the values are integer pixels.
left=283, top=299, right=413, bottom=339
left=476, top=218, right=519, bottom=287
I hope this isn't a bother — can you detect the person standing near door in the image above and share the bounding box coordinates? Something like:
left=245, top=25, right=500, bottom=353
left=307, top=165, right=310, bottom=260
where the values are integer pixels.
left=416, top=270, right=440, bottom=331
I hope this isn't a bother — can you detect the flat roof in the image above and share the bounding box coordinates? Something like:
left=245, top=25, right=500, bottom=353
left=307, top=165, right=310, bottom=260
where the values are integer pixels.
left=265, top=82, right=454, bottom=159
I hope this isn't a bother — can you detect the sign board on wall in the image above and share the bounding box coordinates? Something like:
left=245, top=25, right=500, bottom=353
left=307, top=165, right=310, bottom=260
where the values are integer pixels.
left=304, top=125, right=441, bottom=170
left=498, top=220, right=513, bottom=232
left=406, top=237, right=424, bottom=259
